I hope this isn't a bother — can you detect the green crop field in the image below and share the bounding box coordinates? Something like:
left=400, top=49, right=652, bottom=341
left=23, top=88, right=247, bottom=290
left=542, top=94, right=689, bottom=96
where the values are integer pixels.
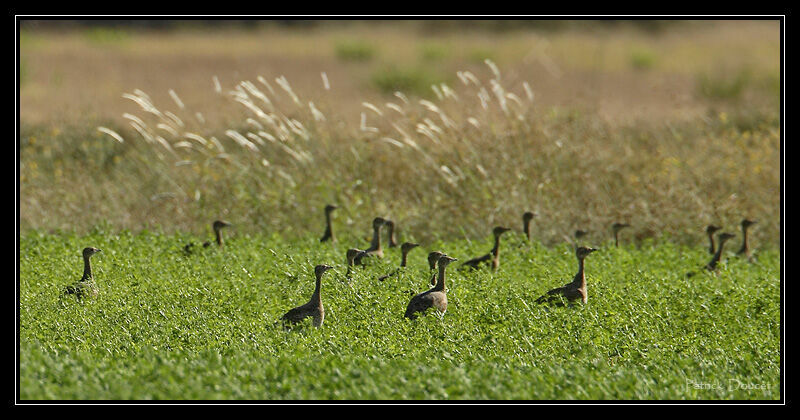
left=18, top=20, right=782, bottom=401
left=19, top=229, right=780, bottom=400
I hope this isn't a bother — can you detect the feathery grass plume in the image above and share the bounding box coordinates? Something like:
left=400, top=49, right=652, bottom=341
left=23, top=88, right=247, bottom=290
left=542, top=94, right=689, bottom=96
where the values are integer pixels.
left=320, top=72, right=330, bottom=90
left=309, top=102, right=326, bottom=122
left=247, top=118, right=264, bottom=130
left=485, top=59, right=501, bottom=80
left=379, top=137, right=405, bottom=149
left=360, top=113, right=378, bottom=133
left=225, top=130, right=259, bottom=153
left=362, top=102, right=383, bottom=117
left=157, top=123, right=179, bottom=137
left=97, top=127, right=124, bottom=143
left=164, top=111, right=185, bottom=129
left=394, top=91, right=409, bottom=104
left=385, top=102, right=405, bottom=115
left=523, top=81, right=535, bottom=102
left=183, top=132, right=209, bottom=147
left=195, top=112, right=205, bottom=124
left=168, top=89, right=185, bottom=110
left=212, top=75, right=222, bottom=93
left=275, top=75, right=301, bottom=106
left=431, top=84, right=443, bottom=100
left=257, top=76, right=275, bottom=95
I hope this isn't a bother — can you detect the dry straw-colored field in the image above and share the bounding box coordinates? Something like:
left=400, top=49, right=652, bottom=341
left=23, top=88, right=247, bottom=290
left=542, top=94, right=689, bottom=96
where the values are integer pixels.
left=19, top=20, right=780, bottom=247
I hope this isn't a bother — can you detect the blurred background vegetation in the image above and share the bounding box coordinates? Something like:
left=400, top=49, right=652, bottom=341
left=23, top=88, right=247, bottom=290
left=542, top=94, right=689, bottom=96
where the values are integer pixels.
left=18, top=19, right=780, bottom=248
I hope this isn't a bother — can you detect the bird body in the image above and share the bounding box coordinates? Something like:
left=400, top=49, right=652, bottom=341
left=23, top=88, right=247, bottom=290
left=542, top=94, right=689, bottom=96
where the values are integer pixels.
left=64, top=247, right=101, bottom=300
left=461, top=226, right=511, bottom=271
left=280, top=265, right=333, bottom=328
left=405, top=255, right=457, bottom=319
left=535, top=246, right=597, bottom=306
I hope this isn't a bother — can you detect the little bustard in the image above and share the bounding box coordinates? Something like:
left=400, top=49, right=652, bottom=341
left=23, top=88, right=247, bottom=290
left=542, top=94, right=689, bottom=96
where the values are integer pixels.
left=687, top=232, right=736, bottom=277
left=183, top=220, right=232, bottom=254
left=64, top=247, right=102, bottom=300
left=378, top=242, right=420, bottom=281
left=385, top=219, right=399, bottom=248
left=345, top=248, right=365, bottom=279
left=705, top=225, right=722, bottom=254
left=353, top=217, right=388, bottom=265
left=279, top=264, right=334, bottom=328
left=319, top=204, right=338, bottom=243
left=461, top=226, right=512, bottom=271
left=427, top=250, right=444, bottom=286
left=522, top=211, right=536, bottom=241
left=405, top=254, right=457, bottom=320
left=535, top=246, right=597, bottom=306
left=737, top=219, right=757, bottom=259
left=611, top=223, right=630, bottom=247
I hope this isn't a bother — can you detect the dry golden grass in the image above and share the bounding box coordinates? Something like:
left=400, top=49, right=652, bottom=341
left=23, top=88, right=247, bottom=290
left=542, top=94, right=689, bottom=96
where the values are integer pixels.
left=19, top=21, right=780, bottom=247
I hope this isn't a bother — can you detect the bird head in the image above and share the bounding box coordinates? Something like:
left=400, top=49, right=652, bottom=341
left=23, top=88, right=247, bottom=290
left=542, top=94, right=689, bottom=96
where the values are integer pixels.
left=213, top=220, right=232, bottom=231
left=401, top=242, right=419, bottom=254
left=576, top=246, right=598, bottom=260
left=437, top=254, right=458, bottom=268
left=427, top=251, right=444, bottom=269
left=493, top=226, right=512, bottom=237
left=314, top=264, right=334, bottom=278
left=82, top=247, right=102, bottom=258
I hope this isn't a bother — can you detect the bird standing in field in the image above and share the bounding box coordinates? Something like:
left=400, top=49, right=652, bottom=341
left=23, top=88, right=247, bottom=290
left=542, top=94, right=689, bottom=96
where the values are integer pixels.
left=687, top=231, right=736, bottom=277
left=354, top=217, right=388, bottom=265
left=279, top=264, right=334, bottom=328
left=611, top=223, right=630, bottom=247
left=345, top=248, right=365, bottom=279
left=705, top=225, right=721, bottom=254
left=737, top=219, right=757, bottom=259
left=183, top=220, right=232, bottom=254
left=378, top=242, right=420, bottom=281
left=522, top=211, right=536, bottom=241
left=319, top=204, right=338, bottom=243
left=64, top=247, right=102, bottom=300
left=385, top=219, right=399, bottom=248
left=405, top=254, right=457, bottom=320
left=461, top=226, right=512, bottom=271
left=705, top=232, right=736, bottom=271
left=535, top=246, right=597, bottom=306
left=427, top=251, right=444, bottom=286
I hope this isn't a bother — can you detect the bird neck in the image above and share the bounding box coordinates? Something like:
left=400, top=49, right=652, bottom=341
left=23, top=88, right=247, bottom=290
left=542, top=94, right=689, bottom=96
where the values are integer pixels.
left=739, top=227, right=750, bottom=253
left=433, top=263, right=447, bottom=292
left=387, top=224, right=397, bottom=247
left=401, top=251, right=409, bottom=267
left=614, top=231, right=620, bottom=247
left=214, top=227, right=223, bottom=246
left=572, top=257, right=586, bottom=287
left=491, top=234, right=502, bottom=257
left=523, top=220, right=531, bottom=240
left=311, top=275, right=323, bottom=303
left=81, top=255, right=93, bottom=281
left=369, top=225, right=383, bottom=251
left=711, top=239, right=729, bottom=265
left=707, top=232, right=716, bottom=254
